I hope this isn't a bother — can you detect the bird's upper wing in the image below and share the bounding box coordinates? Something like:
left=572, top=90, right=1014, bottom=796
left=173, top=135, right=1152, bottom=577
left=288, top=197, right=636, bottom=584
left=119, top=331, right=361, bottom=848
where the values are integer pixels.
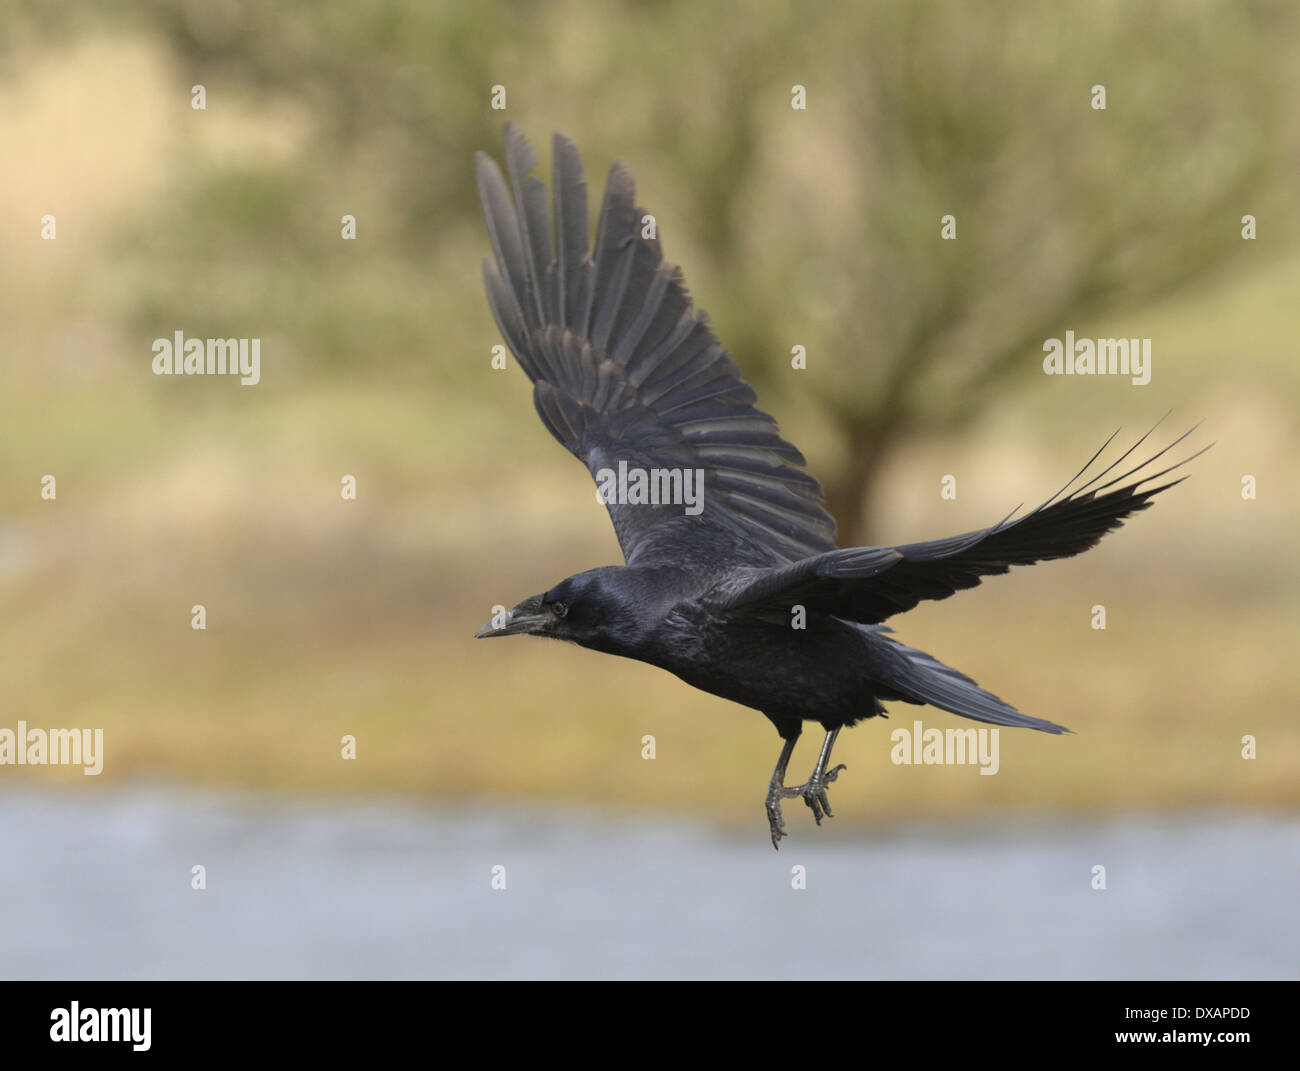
left=705, top=427, right=1208, bottom=622
left=476, top=124, right=836, bottom=568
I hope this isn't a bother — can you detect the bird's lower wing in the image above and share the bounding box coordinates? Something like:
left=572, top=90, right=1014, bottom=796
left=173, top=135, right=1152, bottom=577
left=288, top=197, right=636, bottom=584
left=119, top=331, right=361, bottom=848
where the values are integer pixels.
left=707, top=425, right=1208, bottom=623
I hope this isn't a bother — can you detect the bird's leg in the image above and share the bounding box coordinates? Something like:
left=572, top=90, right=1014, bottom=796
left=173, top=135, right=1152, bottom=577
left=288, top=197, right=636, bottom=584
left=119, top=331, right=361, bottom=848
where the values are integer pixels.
left=764, top=735, right=804, bottom=850
left=798, top=728, right=848, bottom=826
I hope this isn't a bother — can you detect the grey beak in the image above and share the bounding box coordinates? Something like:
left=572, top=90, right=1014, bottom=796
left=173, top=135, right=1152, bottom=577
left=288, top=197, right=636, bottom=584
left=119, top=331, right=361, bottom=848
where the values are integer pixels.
left=474, top=593, right=546, bottom=638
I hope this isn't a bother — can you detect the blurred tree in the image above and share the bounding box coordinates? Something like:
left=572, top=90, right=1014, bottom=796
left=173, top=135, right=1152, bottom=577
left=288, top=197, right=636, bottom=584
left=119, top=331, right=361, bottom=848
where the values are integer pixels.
left=8, top=0, right=1297, bottom=543
left=797, top=0, right=1298, bottom=541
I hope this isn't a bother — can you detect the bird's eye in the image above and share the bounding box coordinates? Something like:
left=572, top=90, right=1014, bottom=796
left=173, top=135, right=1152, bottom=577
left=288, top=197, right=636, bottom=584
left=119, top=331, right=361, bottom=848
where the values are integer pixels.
left=551, top=601, right=568, bottom=618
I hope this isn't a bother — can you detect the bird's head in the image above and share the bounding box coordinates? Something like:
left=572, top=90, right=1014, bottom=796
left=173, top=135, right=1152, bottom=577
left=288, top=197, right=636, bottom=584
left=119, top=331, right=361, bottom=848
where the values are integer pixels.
left=473, top=568, right=621, bottom=647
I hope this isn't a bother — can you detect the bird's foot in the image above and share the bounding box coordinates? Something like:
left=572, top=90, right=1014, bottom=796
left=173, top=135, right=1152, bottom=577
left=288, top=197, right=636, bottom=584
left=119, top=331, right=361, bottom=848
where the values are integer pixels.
left=799, top=763, right=848, bottom=826
left=765, top=763, right=847, bottom=847
left=765, top=781, right=803, bottom=850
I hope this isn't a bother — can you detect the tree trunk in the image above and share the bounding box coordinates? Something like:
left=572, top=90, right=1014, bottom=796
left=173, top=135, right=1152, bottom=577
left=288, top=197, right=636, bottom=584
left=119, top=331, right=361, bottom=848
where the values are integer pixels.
left=823, top=416, right=900, bottom=548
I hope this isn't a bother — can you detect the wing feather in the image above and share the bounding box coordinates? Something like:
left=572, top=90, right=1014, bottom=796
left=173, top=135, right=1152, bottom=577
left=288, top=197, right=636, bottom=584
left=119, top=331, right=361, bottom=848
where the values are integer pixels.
left=707, top=431, right=1207, bottom=620
left=477, top=124, right=836, bottom=567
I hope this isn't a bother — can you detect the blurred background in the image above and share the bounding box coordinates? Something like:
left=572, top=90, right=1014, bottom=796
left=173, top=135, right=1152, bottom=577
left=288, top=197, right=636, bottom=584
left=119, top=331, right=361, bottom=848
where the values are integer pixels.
left=1, top=0, right=1297, bottom=979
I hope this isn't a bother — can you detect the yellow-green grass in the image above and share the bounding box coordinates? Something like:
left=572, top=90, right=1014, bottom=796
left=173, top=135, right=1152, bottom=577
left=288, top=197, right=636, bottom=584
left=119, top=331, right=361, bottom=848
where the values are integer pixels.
left=2, top=363, right=1295, bottom=827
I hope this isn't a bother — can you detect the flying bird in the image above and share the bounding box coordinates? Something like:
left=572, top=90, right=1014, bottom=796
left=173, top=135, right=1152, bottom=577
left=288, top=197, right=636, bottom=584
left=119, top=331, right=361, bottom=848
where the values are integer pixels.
left=473, top=124, right=1203, bottom=847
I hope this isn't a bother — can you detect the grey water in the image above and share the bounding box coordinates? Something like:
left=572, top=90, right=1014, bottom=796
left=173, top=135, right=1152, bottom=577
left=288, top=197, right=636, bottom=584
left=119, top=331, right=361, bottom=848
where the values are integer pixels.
left=1, top=786, right=1295, bottom=979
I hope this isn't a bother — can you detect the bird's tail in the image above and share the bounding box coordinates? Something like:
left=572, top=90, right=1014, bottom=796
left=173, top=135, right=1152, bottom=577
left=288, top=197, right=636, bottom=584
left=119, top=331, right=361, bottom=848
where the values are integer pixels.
left=865, top=625, right=1070, bottom=734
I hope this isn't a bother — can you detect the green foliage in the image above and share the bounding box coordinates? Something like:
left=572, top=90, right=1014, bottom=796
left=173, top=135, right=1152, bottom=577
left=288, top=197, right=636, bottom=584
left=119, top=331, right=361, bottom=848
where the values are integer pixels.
left=12, top=0, right=1293, bottom=538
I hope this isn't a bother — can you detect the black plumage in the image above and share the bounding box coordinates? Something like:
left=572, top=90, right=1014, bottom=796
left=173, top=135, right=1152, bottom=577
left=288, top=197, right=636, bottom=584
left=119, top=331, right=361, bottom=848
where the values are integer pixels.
left=473, top=124, right=1205, bottom=846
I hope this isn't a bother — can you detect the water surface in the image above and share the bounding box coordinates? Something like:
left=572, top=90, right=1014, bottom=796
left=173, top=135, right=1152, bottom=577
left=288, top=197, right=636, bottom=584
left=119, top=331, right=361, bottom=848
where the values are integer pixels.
left=1, top=787, right=1293, bottom=979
